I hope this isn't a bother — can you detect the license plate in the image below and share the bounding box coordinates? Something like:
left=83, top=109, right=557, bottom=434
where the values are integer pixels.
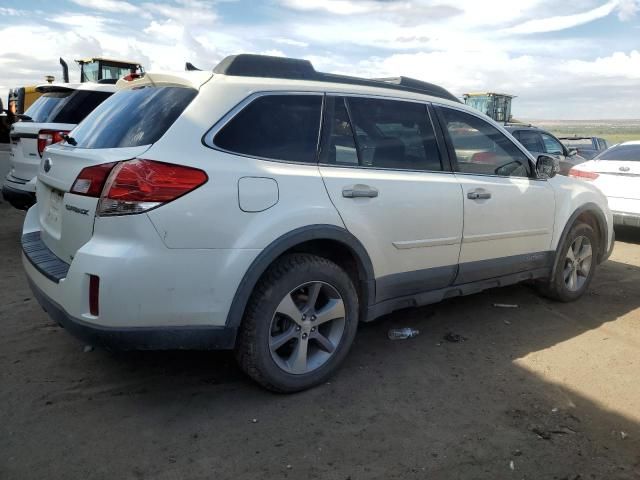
left=46, top=189, right=64, bottom=227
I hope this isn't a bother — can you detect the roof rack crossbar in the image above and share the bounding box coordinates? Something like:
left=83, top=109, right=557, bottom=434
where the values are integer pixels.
left=213, top=54, right=460, bottom=103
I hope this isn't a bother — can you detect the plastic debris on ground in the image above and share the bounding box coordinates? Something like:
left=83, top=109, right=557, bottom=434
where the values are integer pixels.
left=388, top=327, right=420, bottom=340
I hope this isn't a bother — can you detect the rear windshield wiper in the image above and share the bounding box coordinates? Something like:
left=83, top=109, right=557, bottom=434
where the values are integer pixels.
left=62, top=133, right=77, bottom=146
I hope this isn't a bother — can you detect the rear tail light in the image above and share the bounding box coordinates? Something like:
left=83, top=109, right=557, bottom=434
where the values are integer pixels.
left=71, top=162, right=118, bottom=197
left=69, top=159, right=207, bottom=215
left=37, top=129, right=70, bottom=157
left=97, top=159, right=207, bottom=216
left=89, top=275, right=100, bottom=316
left=568, top=167, right=599, bottom=181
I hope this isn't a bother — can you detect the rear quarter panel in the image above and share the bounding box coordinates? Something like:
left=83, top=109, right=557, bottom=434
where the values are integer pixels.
left=143, top=79, right=345, bottom=250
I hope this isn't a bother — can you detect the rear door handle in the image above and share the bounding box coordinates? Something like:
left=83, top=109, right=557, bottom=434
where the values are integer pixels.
left=342, top=184, right=379, bottom=198
left=467, top=190, right=491, bottom=200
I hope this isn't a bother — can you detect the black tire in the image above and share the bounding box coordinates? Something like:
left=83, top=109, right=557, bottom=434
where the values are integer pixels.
left=235, top=253, right=359, bottom=393
left=538, top=222, right=598, bottom=302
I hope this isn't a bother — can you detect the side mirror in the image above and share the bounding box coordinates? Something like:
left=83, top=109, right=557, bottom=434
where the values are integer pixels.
left=568, top=148, right=578, bottom=156
left=536, top=155, right=558, bottom=179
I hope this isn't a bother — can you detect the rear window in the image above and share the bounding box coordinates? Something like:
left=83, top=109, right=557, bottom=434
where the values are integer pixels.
left=48, top=90, right=112, bottom=124
left=213, top=94, right=323, bottom=163
left=596, top=145, right=640, bottom=161
left=23, top=92, right=71, bottom=122
left=70, top=86, right=197, bottom=149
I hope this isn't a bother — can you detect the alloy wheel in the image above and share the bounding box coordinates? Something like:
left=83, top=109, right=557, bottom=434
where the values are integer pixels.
left=563, top=235, right=593, bottom=292
left=269, top=281, right=346, bottom=375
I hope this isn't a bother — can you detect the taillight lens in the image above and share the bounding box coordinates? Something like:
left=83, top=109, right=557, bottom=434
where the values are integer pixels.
left=568, top=167, right=599, bottom=181
left=37, top=129, right=70, bottom=157
left=97, top=159, right=207, bottom=216
left=71, top=162, right=118, bottom=197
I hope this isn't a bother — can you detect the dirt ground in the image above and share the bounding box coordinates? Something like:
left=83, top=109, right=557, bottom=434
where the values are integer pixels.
left=1, top=200, right=640, bottom=480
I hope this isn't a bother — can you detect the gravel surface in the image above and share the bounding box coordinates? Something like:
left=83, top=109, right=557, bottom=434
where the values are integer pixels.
left=1, top=201, right=639, bottom=479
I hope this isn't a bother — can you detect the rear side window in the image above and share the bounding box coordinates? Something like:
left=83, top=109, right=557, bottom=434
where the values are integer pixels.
left=514, top=130, right=544, bottom=152
left=70, top=86, right=197, bottom=149
left=23, top=92, right=71, bottom=122
left=48, top=90, right=112, bottom=124
left=214, top=94, right=322, bottom=163
left=320, top=96, right=442, bottom=171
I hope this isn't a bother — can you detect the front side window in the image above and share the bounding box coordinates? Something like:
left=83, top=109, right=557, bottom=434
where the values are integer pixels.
left=541, top=133, right=564, bottom=155
left=439, top=107, right=531, bottom=178
left=320, top=96, right=442, bottom=171
left=214, top=94, right=322, bottom=163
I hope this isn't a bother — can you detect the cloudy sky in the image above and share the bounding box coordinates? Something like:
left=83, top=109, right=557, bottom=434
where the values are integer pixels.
left=0, top=0, right=639, bottom=119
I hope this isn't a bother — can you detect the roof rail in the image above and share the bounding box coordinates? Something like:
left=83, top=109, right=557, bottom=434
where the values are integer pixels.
left=213, top=54, right=460, bottom=103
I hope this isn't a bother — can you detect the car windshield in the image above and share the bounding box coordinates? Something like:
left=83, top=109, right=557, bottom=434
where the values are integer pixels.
left=562, top=138, right=593, bottom=148
left=23, top=92, right=72, bottom=122
left=596, top=144, right=640, bottom=161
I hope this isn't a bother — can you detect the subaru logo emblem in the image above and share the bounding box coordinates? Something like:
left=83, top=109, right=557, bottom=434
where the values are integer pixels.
left=619, top=166, right=630, bottom=172
left=43, top=158, right=52, bottom=173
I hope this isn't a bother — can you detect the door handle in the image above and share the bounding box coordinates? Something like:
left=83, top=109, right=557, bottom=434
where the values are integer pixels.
left=467, top=190, right=491, bottom=200
left=342, top=184, right=379, bottom=198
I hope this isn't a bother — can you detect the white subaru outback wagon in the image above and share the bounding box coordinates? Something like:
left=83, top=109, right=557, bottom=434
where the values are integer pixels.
left=22, top=54, right=614, bottom=392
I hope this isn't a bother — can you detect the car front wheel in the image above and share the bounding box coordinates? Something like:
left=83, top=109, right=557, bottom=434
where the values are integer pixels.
left=539, top=222, right=598, bottom=302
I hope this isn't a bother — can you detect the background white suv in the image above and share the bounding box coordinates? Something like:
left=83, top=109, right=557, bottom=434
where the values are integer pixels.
left=3, top=83, right=114, bottom=210
left=22, top=55, right=614, bottom=392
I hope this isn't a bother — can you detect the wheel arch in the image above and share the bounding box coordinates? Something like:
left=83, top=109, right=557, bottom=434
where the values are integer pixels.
left=551, top=202, right=608, bottom=281
left=225, top=225, right=376, bottom=333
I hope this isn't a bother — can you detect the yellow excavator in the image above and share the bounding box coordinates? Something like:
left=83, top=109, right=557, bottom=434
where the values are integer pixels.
left=6, top=57, right=143, bottom=117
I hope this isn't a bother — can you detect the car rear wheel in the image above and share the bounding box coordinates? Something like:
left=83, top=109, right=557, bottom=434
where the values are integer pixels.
left=235, top=253, right=359, bottom=392
left=539, top=223, right=598, bottom=302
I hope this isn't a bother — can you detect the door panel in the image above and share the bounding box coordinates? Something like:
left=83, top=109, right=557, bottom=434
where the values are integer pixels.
left=319, top=96, right=463, bottom=301
left=436, top=106, right=555, bottom=282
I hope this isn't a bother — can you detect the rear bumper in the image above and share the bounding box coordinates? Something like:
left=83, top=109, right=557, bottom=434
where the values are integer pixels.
left=27, top=276, right=237, bottom=350
left=21, top=203, right=259, bottom=350
left=2, top=183, right=36, bottom=210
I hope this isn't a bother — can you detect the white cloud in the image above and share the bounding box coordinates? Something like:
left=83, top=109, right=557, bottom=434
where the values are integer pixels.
left=564, top=50, right=640, bottom=78
left=273, top=38, right=309, bottom=48
left=617, top=0, right=640, bottom=19
left=0, top=7, right=26, bottom=16
left=503, top=1, right=618, bottom=34
left=69, top=0, right=140, bottom=14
